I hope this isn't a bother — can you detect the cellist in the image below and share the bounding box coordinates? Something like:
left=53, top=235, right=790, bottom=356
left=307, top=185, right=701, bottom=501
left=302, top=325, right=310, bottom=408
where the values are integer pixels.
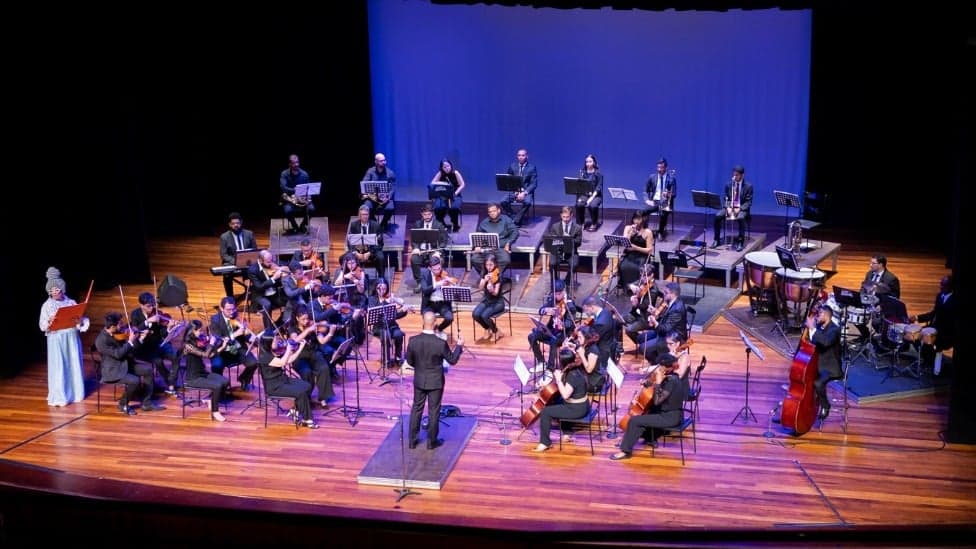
left=610, top=353, right=687, bottom=461
left=805, top=303, right=843, bottom=420
left=532, top=348, right=591, bottom=453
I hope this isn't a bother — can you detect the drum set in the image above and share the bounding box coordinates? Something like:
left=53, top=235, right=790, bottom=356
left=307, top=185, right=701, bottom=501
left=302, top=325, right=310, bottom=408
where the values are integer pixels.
left=825, top=287, right=881, bottom=367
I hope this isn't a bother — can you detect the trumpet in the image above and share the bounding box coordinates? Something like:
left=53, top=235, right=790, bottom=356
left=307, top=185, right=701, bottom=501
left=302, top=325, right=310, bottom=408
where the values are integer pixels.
left=661, top=189, right=672, bottom=212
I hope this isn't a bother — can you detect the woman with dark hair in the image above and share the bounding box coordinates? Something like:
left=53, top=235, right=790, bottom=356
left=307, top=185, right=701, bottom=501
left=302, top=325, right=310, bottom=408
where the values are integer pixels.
left=618, top=210, right=655, bottom=293
left=533, top=347, right=590, bottom=453
left=258, top=333, right=318, bottom=429
left=182, top=320, right=231, bottom=421
left=430, top=158, right=466, bottom=231
left=575, top=154, right=603, bottom=231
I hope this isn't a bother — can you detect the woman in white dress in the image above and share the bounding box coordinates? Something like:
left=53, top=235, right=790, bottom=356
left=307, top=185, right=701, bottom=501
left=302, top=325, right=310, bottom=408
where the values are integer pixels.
left=38, top=267, right=88, bottom=407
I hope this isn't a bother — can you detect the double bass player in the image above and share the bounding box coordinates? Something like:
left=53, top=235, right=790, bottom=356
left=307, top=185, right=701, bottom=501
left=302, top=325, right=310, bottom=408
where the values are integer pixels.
left=805, top=303, right=843, bottom=421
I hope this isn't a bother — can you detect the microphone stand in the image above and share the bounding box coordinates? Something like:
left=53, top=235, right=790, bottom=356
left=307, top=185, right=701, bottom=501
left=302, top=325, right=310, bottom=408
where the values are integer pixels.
left=393, top=340, right=420, bottom=503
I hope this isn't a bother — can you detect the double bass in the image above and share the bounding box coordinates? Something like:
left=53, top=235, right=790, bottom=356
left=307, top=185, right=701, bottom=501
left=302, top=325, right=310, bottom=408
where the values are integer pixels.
left=780, top=303, right=824, bottom=435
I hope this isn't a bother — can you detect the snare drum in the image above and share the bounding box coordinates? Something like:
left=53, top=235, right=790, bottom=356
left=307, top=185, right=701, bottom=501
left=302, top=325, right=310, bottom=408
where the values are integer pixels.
left=775, top=267, right=826, bottom=304
left=921, top=327, right=938, bottom=346
left=744, top=252, right=781, bottom=292
left=846, top=306, right=869, bottom=325
left=887, top=322, right=906, bottom=344
left=903, top=323, right=923, bottom=343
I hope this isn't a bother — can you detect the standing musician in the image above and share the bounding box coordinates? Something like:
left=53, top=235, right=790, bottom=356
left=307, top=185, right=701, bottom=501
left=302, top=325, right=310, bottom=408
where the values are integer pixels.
left=208, top=296, right=249, bottom=382
left=368, top=278, right=409, bottom=368
left=129, top=291, right=179, bottom=396
left=407, top=311, right=464, bottom=450
left=470, top=203, right=518, bottom=277
left=911, top=274, right=955, bottom=375
left=409, top=203, right=448, bottom=292
left=287, top=305, right=335, bottom=408
left=532, top=348, right=591, bottom=453
left=248, top=249, right=290, bottom=329
left=95, top=312, right=162, bottom=415
left=623, top=272, right=662, bottom=351
left=361, top=152, right=396, bottom=234
left=219, top=212, right=257, bottom=298
left=349, top=205, right=385, bottom=275
left=546, top=206, right=583, bottom=290
left=529, top=279, right=579, bottom=371
left=610, top=353, right=687, bottom=460
left=641, top=158, right=677, bottom=240
left=618, top=210, right=655, bottom=293
left=500, top=148, right=538, bottom=227
left=429, top=158, right=466, bottom=232
left=472, top=253, right=505, bottom=340
left=280, top=153, right=314, bottom=235
left=806, top=303, right=842, bottom=420
left=257, top=333, right=319, bottom=429
left=291, top=238, right=327, bottom=284
left=575, top=154, right=604, bottom=231
left=638, top=281, right=688, bottom=366
left=181, top=320, right=231, bottom=422
left=420, top=256, right=456, bottom=336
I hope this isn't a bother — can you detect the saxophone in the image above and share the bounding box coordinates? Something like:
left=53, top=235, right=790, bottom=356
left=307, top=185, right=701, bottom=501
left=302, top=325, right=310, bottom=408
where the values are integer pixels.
left=787, top=220, right=803, bottom=253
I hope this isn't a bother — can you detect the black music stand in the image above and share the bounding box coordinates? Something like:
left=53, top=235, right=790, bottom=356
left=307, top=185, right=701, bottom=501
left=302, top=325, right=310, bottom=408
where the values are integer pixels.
left=603, top=234, right=631, bottom=294
left=428, top=182, right=453, bottom=202
left=469, top=232, right=499, bottom=251
left=773, top=190, right=802, bottom=239
left=367, top=303, right=399, bottom=385
left=495, top=173, right=523, bottom=193
left=294, top=182, right=321, bottom=230
left=563, top=177, right=591, bottom=198
left=607, top=187, right=639, bottom=205
left=692, top=190, right=722, bottom=242
left=731, top=330, right=764, bottom=424
left=441, top=286, right=472, bottom=341
left=324, top=336, right=375, bottom=426
left=544, top=234, right=576, bottom=297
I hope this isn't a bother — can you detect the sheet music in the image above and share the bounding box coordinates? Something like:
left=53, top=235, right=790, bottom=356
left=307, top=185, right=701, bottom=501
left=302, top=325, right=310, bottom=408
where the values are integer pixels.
left=296, top=182, right=321, bottom=198
left=608, top=187, right=638, bottom=201
left=514, top=355, right=531, bottom=386
left=607, top=357, right=624, bottom=389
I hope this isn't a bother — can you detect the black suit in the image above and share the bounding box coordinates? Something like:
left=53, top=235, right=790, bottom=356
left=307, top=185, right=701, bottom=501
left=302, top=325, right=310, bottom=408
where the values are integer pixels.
left=546, top=220, right=582, bottom=288
left=94, top=330, right=146, bottom=408
left=501, top=161, right=538, bottom=226
left=712, top=179, right=754, bottom=244
left=219, top=229, right=257, bottom=297
left=810, top=319, right=843, bottom=411
left=639, top=298, right=688, bottom=364
left=863, top=269, right=901, bottom=300
left=591, top=307, right=617, bottom=372
left=349, top=218, right=385, bottom=273
left=419, top=269, right=454, bottom=332
left=641, top=172, right=677, bottom=234
left=918, top=291, right=955, bottom=351
left=409, top=218, right=448, bottom=284
left=406, top=332, right=463, bottom=445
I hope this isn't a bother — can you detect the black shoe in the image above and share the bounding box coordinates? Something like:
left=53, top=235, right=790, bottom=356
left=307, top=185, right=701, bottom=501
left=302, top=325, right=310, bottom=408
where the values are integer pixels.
left=710, top=240, right=721, bottom=249
left=409, top=439, right=419, bottom=449
left=118, top=402, right=136, bottom=416
left=142, top=402, right=166, bottom=412
left=427, top=438, right=444, bottom=450
left=734, top=243, right=744, bottom=252
left=285, top=227, right=299, bottom=235
left=819, top=405, right=830, bottom=420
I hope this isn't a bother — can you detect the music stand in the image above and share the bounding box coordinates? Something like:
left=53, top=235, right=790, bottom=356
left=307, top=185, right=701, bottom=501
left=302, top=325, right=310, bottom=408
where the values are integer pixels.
left=775, top=245, right=800, bottom=272
left=495, top=173, right=523, bottom=193
left=692, top=190, right=722, bottom=242
left=294, top=182, right=321, bottom=229
left=605, top=358, right=625, bottom=439
left=603, top=234, right=631, bottom=292
left=361, top=180, right=391, bottom=197
left=563, top=177, right=591, bottom=197
left=544, top=234, right=575, bottom=296
left=367, top=303, right=399, bottom=384
left=441, top=286, right=472, bottom=341
left=428, top=182, right=453, bottom=202
left=731, top=330, right=764, bottom=424
left=469, top=232, right=499, bottom=251
left=607, top=187, right=638, bottom=204
left=324, top=336, right=374, bottom=426
left=773, top=190, right=802, bottom=238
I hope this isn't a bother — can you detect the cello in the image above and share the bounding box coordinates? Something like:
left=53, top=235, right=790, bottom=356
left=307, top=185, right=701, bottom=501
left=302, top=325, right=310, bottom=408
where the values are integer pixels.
left=619, top=340, right=693, bottom=430
left=780, top=303, right=824, bottom=435
left=519, top=359, right=587, bottom=428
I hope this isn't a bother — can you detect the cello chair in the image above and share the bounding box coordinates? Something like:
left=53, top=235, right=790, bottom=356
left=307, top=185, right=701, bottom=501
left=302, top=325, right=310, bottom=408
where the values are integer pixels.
left=557, top=389, right=603, bottom=456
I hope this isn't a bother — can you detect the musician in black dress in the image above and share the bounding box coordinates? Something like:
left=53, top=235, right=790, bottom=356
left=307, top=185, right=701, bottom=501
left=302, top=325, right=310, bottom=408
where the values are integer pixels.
left=257, top=333, right=318, bottom=428
left=287, top=305, right=334, bottom=408
left=807, top=303, right=842, bottom=420
left=528, top=279, right=579, bottom=371
left=472, top=253, right=505, bottom=340
left=500, top=148, right=538, bottom=226
left=181, top=320, right=231, bottom=421
left=533, top=348, right=591, bottom=452
left=219, top=212, right=257, bottom=297
left=575, top=154, right=603, bottom=231
left=617, top=211, right=655, bottom=293
left=409, top=203, right=448, bottom=290
left=361, top=152, right=396, bottom=233
left=367, top=279, right=409, bottom=367
left=280, top=154, right=314, bottom=235
left=430, top=158, right=466, bottom=232
left=610, top=353, right=687, bottom=460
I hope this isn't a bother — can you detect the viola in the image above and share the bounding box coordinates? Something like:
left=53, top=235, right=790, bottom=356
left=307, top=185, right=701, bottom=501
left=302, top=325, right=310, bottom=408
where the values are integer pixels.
left=780, top=313, right=821, bottom=435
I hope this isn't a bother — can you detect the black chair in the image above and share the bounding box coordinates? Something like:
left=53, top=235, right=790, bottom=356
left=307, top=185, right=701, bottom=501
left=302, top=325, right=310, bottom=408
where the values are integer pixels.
left=557, top=388, right=604, bottom=456
left=685, top=356, right=706, bottom=421
left=472, top=269, right=513, bottom=343
left=258, top=367, right=299, bottom=429
left=91, top=343, right=125, bottom=414
left=685, top=305, right=697, bottom=335
left=651, top=407, right=696, bottom=465
left=819, top=360, right=850, bottom=434
left=665, top=240, right=707, bottom=300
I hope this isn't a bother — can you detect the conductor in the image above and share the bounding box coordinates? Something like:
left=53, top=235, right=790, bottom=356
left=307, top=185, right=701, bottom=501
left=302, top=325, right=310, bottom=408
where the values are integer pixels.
left=407, top=311, right=464, bottom=450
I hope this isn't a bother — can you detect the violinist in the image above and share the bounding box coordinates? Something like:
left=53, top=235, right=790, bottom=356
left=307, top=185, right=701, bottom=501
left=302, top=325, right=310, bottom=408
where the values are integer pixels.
left=470, top=203, right=517, bottom=277
left=130, top=292, right=178, bottom=396
left=258, top=332, right=319, bottom=428
left=806, top=303, right=842, bottom=420
left=409, top=203, right=448, bottom=292
left=181, top=320, right=230, bottom=421
left=638, top=281, right=688, bottom=366
left=529, top=279, right=580, bottom=371
left=533, top=348, right=591, bottom=453
left=208, top=296, right=249, bottom=382
left=546, top=206, right=582, bottom=289
left=565, top=324, right=604, bottom=392
left=420, top=256, right=455, bottom=335
left=349, top=206, right=385, bottom=274
left=281, top=259, right=312, bottom=323
left=287, top=305, right=334, bottom=408
left=617, top=210, right=655, bottom=293
left=472, top=253, right=505, bottom=340
left=333, top=252, right=369, bottom=309
left=623, top=271, right=662, bottom=351
left=368, top=279, right=408, bottom=368
left=94, top=312, right=162, bottom=415
left=362, top=152, right=397, bottom=234
left=291, top=238, right=327, bottom=283
left=610, top=353, right=687, bottom=460
left=581, top=296, right=618, bottom=376
left=248, top=249, right=289, bottom=329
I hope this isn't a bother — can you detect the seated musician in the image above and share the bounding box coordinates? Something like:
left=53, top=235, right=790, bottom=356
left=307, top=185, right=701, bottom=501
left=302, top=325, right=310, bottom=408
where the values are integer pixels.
left=533, top=348, right=591, bottom=453
left=470, top=203, right=518, bottom=277
left=362, top=152, right=396, bottom=234
left=805, top=303, right=842, bottom=420
left=640, top=158, right=676, bottom=241
left=181, top=320, right=231, bottom=421
left=565, top=324, right=604, bottom=392
left=349, top=205, right=385, bottom=275
left=710, top=164, right=753, bottom=252
left=310, top=285, right=351, bottom=375
left=282, top=260, right=316, bottom=327
left=257, top=332, right=318, bottom=429
left=546, top=206, right=582, bottom=290
left=94, top=312, right=158, bottom=416
left=420, top=255, right=455, bottom=336
left=624, top=275, right=662, bottom=351
left=280, top=154, right=315, bottom=235
left=409, top=203, right=448, bottom=292
left=333, top=252, right=370, bottom=310
left=610, top=353, right=687, bottom=460
left=910, top=274, right=955, bottom=375
left=129, top=292, right=178, bottom=396
left=618, top=211, right=655, bottom=293
left=863, top=254, right=901, bottom=300
left=291, top=238, right=327, bottom=283
left=367, top=278, right=409, bottom=368
left=638, top=282, right=688, bottom=366
left=209, top=296, right=252, bottom=385
left=219, top=212, right=257, bottom=298
left=248, top=249, right=290, bottom=329
left=287, top=305, right=334, bottom=408
left=500, top=148, right=538, bottom=227
left=430, top=158, right=465, bottom=232
left=472, top=253, right=505, bottom=340
left=528, top=279, right=579, bottom=371
left=581, top=296, right=619, bottom=381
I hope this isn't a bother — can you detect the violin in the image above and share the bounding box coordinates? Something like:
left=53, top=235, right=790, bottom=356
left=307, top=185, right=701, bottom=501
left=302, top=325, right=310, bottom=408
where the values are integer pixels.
left=434, top=270, right=458, bottom=286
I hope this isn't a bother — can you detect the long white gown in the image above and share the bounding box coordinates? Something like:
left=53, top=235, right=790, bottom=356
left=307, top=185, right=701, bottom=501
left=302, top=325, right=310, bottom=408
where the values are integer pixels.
left=39, top=296, right=87, bottom=406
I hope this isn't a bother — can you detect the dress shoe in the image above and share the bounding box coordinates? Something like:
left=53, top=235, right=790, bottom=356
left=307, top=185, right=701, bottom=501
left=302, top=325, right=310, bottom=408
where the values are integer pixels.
left=427, top=438, right=444, bottom=450
left=819, top=405, right=831, bottom=420
left=710, top=240, right=721, bottom=249
left=142, top=402, right=166, bottom=412
left=408, top=439, right=419, bottom=449
left=734, top=243, right=744, bottom=252
left=609, top=451, right=632, bottom=461
left=118, top=403, right=136, bottom=416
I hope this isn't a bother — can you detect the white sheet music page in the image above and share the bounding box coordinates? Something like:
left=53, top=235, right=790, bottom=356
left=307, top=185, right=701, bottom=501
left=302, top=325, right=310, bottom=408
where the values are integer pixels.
left=607, top=357, right=625, bottom=389
left=513, top=355, right=531, bottom=386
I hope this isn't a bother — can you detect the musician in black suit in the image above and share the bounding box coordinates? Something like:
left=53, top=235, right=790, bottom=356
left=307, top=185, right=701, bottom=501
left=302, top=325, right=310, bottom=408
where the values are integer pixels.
left=500, top=148, right=538, bottom=226
left=419, top=256, right=455, bottom=334
left=528, top=279, right=580, bottom=370
left=582, top=296, right=617, bottom=378
left=407, top=311, right=464, bottom=450
left=280, top=154, right=314, bottom=235
left=546, top=206, right=583, bottom=289
left=807, top=303, right=842, bottom=420
left=129, top=292, right=178, bottom=396
left=610, top=353, right=686, bottom=460
left=361, top=152, right=396, bottom=233
left=219, top=212, right=257, bottom=297
left=912, top=274, right=955, bottom=373
left=639, top=282, right=688, bottom=365
left=862, top=254, right=901, bottom=299
left=94, top=312, right=160, bottom=415
left=248, top=250, right=289, bottom=329
left=641, top=158, right=677, bottom=240
left=711, top=164, right=754, bottom=252
left=349, top=206, right=385, bottom=275
left=209, top=296, right=250, bottom=381
left=409, top=203, right=448, bottom=290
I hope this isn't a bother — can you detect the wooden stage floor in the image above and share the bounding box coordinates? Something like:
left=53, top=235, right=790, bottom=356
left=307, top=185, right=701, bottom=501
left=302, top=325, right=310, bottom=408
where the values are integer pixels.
left=1, top=210, right=972, bottom=546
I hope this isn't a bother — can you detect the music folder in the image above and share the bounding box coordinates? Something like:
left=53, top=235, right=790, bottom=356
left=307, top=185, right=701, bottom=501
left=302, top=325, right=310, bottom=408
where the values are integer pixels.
left=235, top=248, right=260, bottom=268
left=48, top=302, right=90, bottom=332
left=495, top=173, right=523, bottom=192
